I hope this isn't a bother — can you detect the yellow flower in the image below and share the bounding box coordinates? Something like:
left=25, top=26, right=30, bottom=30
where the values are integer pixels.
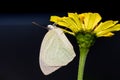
left=50, top=12, right=120, bottom=80
left=50, top=12, right=120, bottom=37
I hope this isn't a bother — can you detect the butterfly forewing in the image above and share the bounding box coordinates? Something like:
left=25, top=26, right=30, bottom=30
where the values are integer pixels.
left=40, top=28, right=76, bottom=66
left=39, top=27, right=76, bottom=75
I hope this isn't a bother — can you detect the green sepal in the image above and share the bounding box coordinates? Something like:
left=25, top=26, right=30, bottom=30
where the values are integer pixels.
left=75, top=32, right=96, bottom=49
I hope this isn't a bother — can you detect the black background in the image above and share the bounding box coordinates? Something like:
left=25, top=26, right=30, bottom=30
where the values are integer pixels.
left=0, top=0, right=120, bottom=80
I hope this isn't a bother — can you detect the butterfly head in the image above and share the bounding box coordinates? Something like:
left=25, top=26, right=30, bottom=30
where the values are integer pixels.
left=47, top=24, right=57, bottom=30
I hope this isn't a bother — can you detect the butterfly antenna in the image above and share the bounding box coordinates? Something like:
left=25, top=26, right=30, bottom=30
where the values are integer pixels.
left=32, top=22, right=48, bottom=30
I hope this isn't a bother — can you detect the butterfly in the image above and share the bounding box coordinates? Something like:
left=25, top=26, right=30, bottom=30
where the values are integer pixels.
left=32, top=22, right=76, bottom=75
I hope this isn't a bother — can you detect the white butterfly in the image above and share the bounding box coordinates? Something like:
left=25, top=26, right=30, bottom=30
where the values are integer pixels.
left=33, top=22, right=76, bottom=75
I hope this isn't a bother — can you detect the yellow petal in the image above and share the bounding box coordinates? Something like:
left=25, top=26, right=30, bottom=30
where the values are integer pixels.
left=83, top=13, right=101, bottom=31
left=60, top=28, right=75, bottom=36
left=94, top=20, right=118, bottom=33
left=88, top=13, right=101, bottom=30
left=50, top=16, right=76, bottom=32
left=79, top=13, right=85, bottom=21
left=81, top=13, right=89, bottom=30
left=62, top=17, right=79, bottom=32
left=96, top=24, right=120, bottom=37
left=50, top=16, right=62, bottom=23
left=78, top=13, right=86, bottom=31
left=68, top=13, right=83, bottom=31
left=105, top=24, right=120, bottom=32
left=57, top=21, right=69, bottom=28
left=96, top=31, right=114, bottom=37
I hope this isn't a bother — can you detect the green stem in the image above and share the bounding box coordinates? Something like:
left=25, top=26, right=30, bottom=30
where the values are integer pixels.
left=75, top=32, right=96, bottom=80
left=77, top=47, right=89, bottom=80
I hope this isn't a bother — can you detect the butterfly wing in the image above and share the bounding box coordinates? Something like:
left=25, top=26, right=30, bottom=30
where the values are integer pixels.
left=40, top=57, right=60, bottom=75
left=39, top=28, right=76, bottom=75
